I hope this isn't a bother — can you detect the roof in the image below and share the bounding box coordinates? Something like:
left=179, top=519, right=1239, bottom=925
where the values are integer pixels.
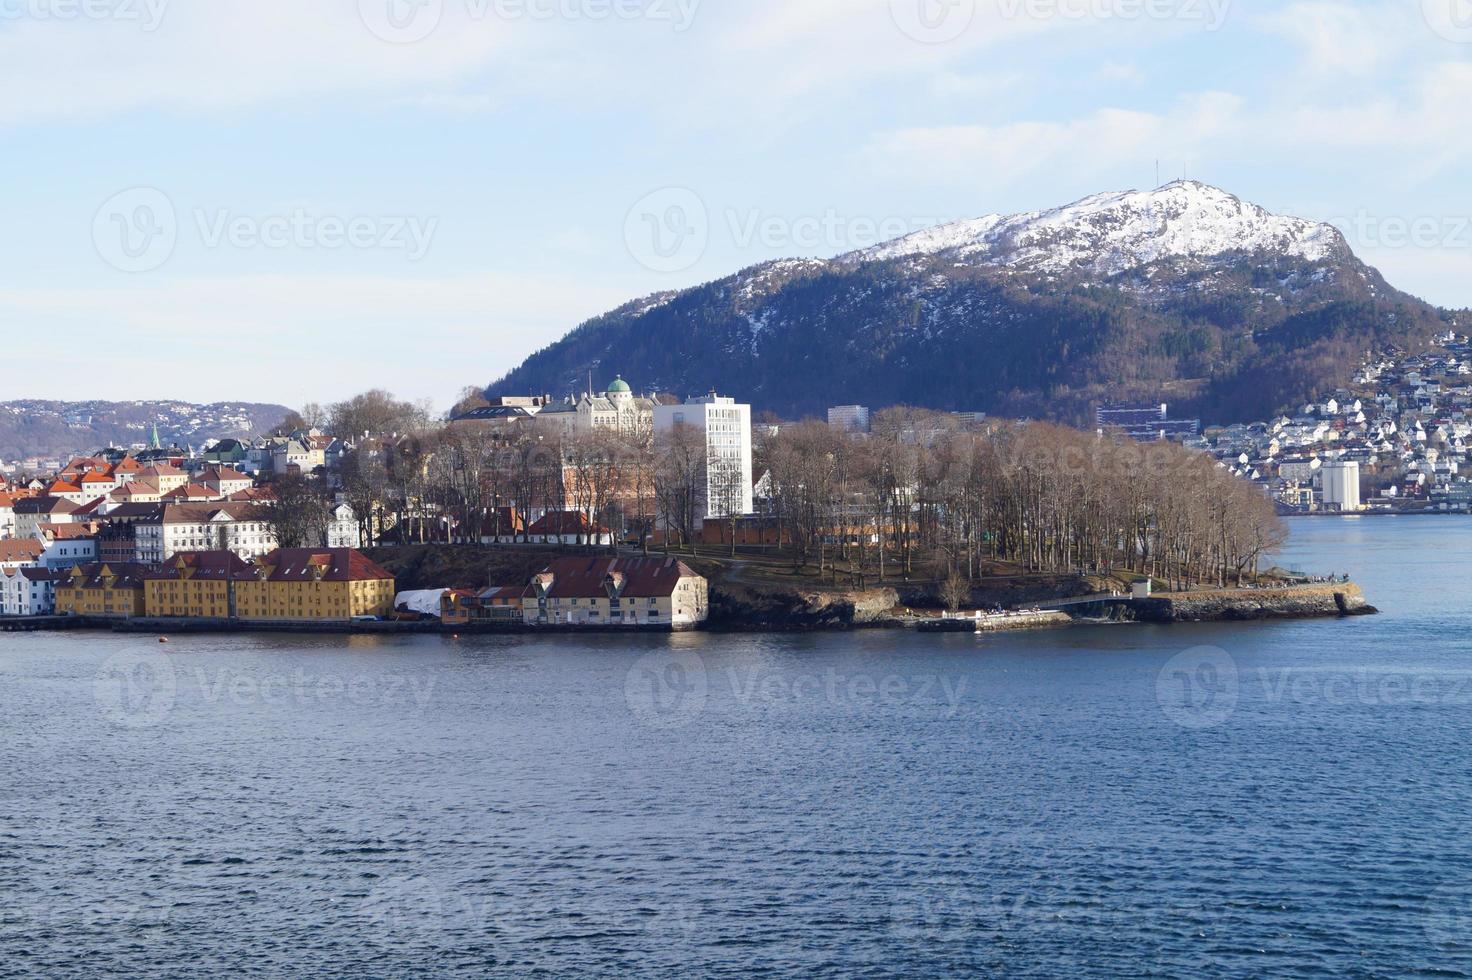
left=527, top=511, right=609, bottom=536
left=60, top=562, right=150, bottom=591
left=479, top=586, right=524, bottom=602
left=162, top=484, right=221, bottom=501
left=111, top=481, right=161, bottom=498
left=607, top=376, right=631, bottom=394
left=145, top=551, right=257, bottom=582
left=0, top=539, right=45, bottom=564
left=257, top=548, right=394, bottom=583
left=38, top=523, right=96, bottom=541
left=15, top=497, right=80, bottom=516
left=148, top=502, right=272, bottom=525
left=527, top=556, right=699, bottom=600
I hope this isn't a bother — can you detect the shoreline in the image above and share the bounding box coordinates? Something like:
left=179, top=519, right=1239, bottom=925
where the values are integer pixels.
left=0, top=583, right=1377, bottom=637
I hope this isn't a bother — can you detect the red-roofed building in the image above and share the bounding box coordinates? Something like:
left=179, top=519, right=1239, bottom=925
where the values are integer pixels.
left=524, top=510, right=612, bottom=547
left=161, top=483, right=225, bottom=503
left=523, top=556, right=707, bottom=629
left=234, top=548, right=396, bottom=622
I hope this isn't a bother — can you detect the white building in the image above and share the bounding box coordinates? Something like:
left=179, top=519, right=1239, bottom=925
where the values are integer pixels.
left=0, top=493, right=14, bottom=539
left=326, top=503, right=361, bottom=549
left=1321, top=461, right=1363, bottom=513
left=654, top=393, right=754, bottom=521
left=134, top=503, right=277, bottom=564
left=0, top=566, right=62, bottom=616
left=828, top=405, right=872, bottom=433
left=535, top=378, right=655, bottom=438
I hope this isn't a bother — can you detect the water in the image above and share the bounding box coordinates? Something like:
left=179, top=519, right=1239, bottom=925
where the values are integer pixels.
left=2, top=517, right=1471, bottom=977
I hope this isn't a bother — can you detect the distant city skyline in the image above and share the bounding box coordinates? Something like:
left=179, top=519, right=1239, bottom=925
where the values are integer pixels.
left=5, top=0, right=1471, bottom=407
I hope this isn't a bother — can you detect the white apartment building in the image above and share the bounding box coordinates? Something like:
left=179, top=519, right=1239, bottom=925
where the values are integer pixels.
left=828, top=405, right=872, bottom=433
left=654, top=393, right=754, bottom=521
left=0, top=566, right=61, bottom=616
left=134, top=503, right=278, bottom=564
left=1320, top=461, right=1363, bottom=513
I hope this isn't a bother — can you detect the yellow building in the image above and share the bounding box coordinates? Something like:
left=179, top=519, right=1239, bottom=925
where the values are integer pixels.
left=233, top=548, right=396, bottom=622
left=55, top=562, right=149, bottom=618
left=143, top=551, right=256, bottom=619
left=524, top=557, right=708, bottom=630
left=142, top=548, right=396, bottom=622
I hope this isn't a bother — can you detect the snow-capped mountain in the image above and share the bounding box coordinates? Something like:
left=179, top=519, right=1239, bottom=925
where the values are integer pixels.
left=488, top=183, right=1447, bottom=425
left=843, top=181, right=1348, bottom=278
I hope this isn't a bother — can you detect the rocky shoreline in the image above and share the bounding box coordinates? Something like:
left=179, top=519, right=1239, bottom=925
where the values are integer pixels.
left=1129, top=583, right=1377, bottom=624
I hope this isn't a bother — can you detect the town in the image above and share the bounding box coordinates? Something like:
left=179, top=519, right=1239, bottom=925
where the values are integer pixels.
left=1, top=355, right=1404, bottom=631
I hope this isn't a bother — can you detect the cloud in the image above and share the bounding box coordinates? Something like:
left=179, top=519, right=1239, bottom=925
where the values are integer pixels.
left=0, top=0, right=506, bottom=126
left=862, top=92, right=1243, bottom=186
left=1257, top=1, right=1416, bottom=78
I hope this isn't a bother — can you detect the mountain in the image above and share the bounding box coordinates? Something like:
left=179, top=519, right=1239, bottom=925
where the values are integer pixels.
left=0, top=400, right=290, bottom=465
left=488, top=181, right=1455, bottom=425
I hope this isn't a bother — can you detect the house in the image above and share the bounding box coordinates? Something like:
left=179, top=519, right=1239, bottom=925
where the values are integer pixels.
left=231, top=548, right=395, bottom=622
left=13, top=498, right=80, bottom=539
left=134, top=503, right=277, bottom=564
left=326, top=503, right=361, bottom=549
left=523, top=556, right=708, bottom=629
left=441, top=586, right=524, bottom=626
left=54, top=562, right=150, bottom=618
left=0, top=539, right=45, bottom=571
left=0, top=566, right=64, bottom=616
left=161, top=483, right=225, bottom=503
left=108, top=481, right=163, bottom=506
left=199, top=466, right=254, bottom=497
left=0, top=492, right=14, bottom=539
left=137, top=463, right=189, bottom=494
left=524, top=510, right=612, bottom=546
left=143, top=551, right=257, bottom=619
left=36, top=525, right=98, bottom=569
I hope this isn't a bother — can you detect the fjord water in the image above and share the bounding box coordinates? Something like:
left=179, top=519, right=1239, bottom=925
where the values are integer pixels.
left=2, top=518, right=1470, bottom=977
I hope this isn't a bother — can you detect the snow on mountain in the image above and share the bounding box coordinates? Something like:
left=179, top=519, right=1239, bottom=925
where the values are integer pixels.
left=842, top=180, right=1347, bottom=278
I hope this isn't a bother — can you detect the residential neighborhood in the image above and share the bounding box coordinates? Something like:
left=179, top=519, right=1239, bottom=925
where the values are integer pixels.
left=1192, top=332, right=1472, bottom=514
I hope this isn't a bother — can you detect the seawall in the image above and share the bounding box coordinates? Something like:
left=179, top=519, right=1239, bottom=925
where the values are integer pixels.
left=1129, top=583, right=1377, bottom=624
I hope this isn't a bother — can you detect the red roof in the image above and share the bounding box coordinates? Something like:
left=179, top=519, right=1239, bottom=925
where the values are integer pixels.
left=526, top=557, right=698, bottom=600
left=145, top=551, right=257, bottom=582
left=527, top=511, right=609, bottom=536
left=0, top=539, right=44, bottom=564
left=257, top=548, right=393, bottom=583
left=47, top=481, right=84, bottom=494
left=80, top=472, right=113, bottom=485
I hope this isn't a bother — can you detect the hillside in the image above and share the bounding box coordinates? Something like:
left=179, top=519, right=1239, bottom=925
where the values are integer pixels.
left=488, top=181, right=1455, bottom=424
left=0, top=400, right=290, bottom=464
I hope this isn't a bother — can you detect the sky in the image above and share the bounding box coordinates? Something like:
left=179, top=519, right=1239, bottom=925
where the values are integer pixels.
left=3, top=0, right=1472, bottom=410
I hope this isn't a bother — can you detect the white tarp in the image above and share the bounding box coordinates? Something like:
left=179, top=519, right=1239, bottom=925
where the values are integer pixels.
left=394, top=589, right=447, bottom=617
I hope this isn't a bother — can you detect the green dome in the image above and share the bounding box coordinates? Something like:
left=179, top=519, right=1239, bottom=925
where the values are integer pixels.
left=607, top=377, right=632, bottom=394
